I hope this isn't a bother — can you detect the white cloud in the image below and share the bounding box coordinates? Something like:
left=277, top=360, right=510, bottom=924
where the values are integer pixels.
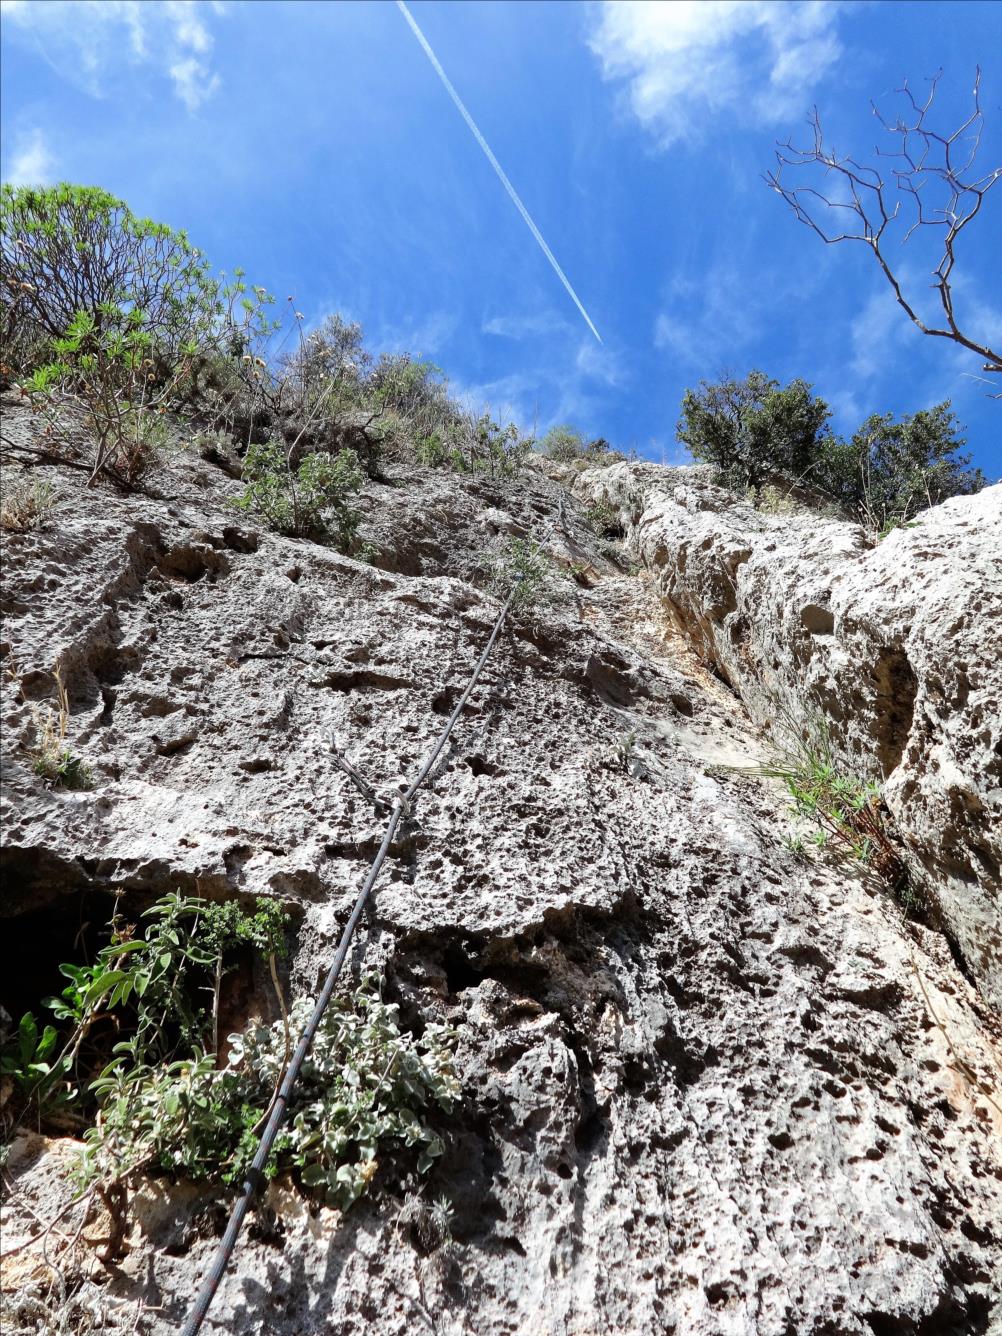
left=1, top=0, right=224, bottom=111
left=4, top=127, right=55, bottom=185
left=654, top=263, right=758, bottom=369
left=451, top=336, right=629, bottom=438
left=588, top=0, right=844, bottom=148
left=575, top=338, right=627, bottom=388
left=482, top=311, right=571, bottom=339
left=848, top=285, right=910, bottom=381
left=169, top=56, right=221, bottom=112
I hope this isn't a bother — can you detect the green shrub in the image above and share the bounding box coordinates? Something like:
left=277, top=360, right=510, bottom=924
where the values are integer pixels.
left=455, top=414, right=531, bottom=480
left=4, top=184, right=273, bottom=486
left=0, top=184, right=268, bottom=376
left=0, top=478, right=56, bottom=532
left=676, top=372, right=986, bottom=527
left=78, top=978, right=459, bottom=1209
left=235, top=440, right=363, bottom=547
left=585, top=500, right=622, bottom=537
left=677, top=371, right=833, bottom=492
left=415, top=431, right=448, bottom=467
left=752, top=483, right=799, bottom=515
left=24, top=306, right=181, bottom=487
left=368, top=353, right=460, bottom=439
left=486, top=536, right=550, bottom=609
left=813, top=402, right=986, bottom=530
left=1, top=891, right=459, bottom=1217
left=280, top=314, right=370, bottom=417
left=542, top=425, right=622, bottom=467
left=763, top=716, right=910, bottom=902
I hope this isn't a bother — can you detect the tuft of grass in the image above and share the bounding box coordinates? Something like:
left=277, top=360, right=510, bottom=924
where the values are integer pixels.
left=764, top=714, right=912, bottom=904
left=29, top=669, right=92, bottom=790
left=1, top=480, right=57, bottom=533
left=751, top=483, right=799, bottom=515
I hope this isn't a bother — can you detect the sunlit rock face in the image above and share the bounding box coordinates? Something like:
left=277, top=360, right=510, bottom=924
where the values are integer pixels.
left=3, top=397, right=1001, bottom=1336
left=577, top=463, right=1002, bottom=1010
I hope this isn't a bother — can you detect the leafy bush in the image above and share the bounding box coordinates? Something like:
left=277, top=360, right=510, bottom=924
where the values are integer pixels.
left=3, top=185, right=273, bottom=486
left=814, top=401, right=986, bottom=530
left=25, top=306, right=179, bottom=486
left=0, top=184, right=266, bottom=376
left=79, top=979, right=459, bottom=1210
left=677, top=373, right=987, bottom=528
left=280, top=314, right=370, bottom=417
left=542, top=425, right=622, bottom=467
left=486, top=536, right=550, bottom=609
left=1, top=892, right=459, bottom=1219
left=676, top=371, right=833, bottom=492
left=417, top=414, right=531, bottom=480
left=235, top=440, right=363, bottom=546
left=369, top=353, right=461, bottom=438
left=458, top=414, right=531, bottom=479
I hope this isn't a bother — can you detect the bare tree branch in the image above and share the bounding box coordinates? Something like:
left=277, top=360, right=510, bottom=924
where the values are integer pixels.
left=765, top=67, right=1002, bottom=382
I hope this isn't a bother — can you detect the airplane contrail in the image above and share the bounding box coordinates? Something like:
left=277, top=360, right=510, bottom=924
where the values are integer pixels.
left=395, top=0, right=602, bottom=344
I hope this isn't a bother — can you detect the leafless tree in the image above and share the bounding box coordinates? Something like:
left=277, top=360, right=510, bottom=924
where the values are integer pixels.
left=766, top=68, right=1001, bottom=385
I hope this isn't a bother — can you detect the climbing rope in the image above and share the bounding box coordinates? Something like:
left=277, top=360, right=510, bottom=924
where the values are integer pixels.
left=180, top=577, right=522, bottom=1336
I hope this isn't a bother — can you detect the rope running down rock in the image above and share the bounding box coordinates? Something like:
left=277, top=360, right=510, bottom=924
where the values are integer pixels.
left=180, top=576, right=523, bottom=1336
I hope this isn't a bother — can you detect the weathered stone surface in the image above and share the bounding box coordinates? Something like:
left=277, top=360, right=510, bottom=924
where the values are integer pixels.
left=576, top=462, right=1002, bottom=1008
left=3, top=401, right=1002, bottom=1335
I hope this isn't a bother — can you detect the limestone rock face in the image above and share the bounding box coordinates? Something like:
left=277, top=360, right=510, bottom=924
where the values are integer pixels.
left=2, top=401, right=1001, bottom=1336
left=576, top=463, right=1002, bottom=1008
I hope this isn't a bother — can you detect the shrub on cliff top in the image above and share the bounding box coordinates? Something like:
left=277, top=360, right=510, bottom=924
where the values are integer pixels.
left=1, top=183, right=269, bottom=376
left=676, top=370, right=986, bottom=528
left=814, top=402, right=986, bottom=529
left=542, top=425, right=624, bottom=467
left=676, top=371, right=832, bottom=493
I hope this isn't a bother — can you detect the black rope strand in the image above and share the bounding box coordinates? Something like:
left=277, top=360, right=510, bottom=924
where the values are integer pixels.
left=180, top=581, right=520, bottom=1336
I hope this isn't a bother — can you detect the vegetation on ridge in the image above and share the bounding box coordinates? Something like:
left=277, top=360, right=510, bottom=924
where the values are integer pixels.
left=2, top=182, right=987, bottom=547
left=677, top=370, right=986, bottom=532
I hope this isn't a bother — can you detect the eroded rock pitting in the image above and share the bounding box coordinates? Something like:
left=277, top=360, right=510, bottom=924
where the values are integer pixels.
left=2, top=399, right=1001, bottom=1335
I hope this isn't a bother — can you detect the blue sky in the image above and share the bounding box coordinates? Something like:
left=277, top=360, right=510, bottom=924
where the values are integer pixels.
left=2, top=0, right=1000, bottom=475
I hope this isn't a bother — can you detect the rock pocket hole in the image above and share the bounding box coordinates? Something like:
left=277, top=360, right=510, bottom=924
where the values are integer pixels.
left=800, top=604, right=835, bottom=636
left=872, top=647, right=918, bottom=777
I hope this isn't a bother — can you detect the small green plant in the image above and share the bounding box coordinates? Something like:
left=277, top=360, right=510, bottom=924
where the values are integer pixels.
left=486, top=536, right=550, bottom=610
left=0, top=1012, right=65, bottom=1111
left=235, top=440, right=363, bottom=547
left=415, top=431, right=448, bottom=468
left=752, top=483, right=799, bottom=515
left=29, top=669, right=92, bottom=790
left=612, top=731, right=637, bottom=772
left=764, top=716, right=908, bottom=895
left=876, top=517, right=920, bottom=541
left=564, top=560, right=592, bottom=585
left=585, top=500, right=621, bottom=537
left=0, top=479, right=57, bottom=532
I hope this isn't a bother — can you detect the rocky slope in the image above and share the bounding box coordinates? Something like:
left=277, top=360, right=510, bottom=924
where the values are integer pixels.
left=575, top=463, right=1002, bottom=1008
left=2, top=397, right=1001, bottom=1335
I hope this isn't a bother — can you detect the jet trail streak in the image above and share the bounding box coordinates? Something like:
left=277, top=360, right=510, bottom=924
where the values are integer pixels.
left=396, top=0, right=602, bottom=344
